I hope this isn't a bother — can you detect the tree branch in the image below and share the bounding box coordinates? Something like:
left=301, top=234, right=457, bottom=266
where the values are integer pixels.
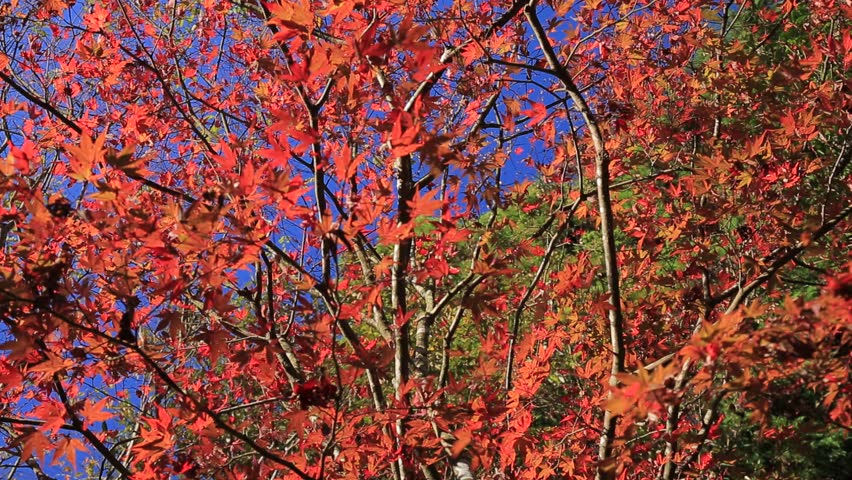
left=52, top=376, right=133, bottom=479
left=525, top=3, right=625, bottom=477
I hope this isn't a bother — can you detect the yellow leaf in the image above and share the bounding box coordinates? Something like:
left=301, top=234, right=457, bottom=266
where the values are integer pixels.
left=89, top=190, right=116, bottom=201
left=606, top=394, right=633, bottom=416
left=701, top=8, right=721, bottom=22
left=0, top=154, right=20, bottom=176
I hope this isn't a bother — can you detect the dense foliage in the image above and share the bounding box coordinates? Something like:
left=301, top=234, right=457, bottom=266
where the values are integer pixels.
left=0, top=0, right=849, bottom=479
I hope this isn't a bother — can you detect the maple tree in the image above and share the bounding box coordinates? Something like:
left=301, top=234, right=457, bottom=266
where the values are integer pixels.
left=0, top=0, right=850, bottom=478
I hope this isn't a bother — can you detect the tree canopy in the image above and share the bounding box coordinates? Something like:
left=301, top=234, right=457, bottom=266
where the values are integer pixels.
left=0, top=0, right=850, bottom=479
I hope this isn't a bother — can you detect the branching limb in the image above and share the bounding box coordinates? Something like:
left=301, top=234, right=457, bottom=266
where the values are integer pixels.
left=656, top=203, right=851, bottom=480
left=525, top=3, right=625, bottom=477
left=52, top=376, right=133, bottom=479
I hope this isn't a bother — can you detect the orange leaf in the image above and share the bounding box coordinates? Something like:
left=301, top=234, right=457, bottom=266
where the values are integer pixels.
left=52, top=436, right=88, bottom=469
left=522, top=101, right=548, bottom=126
left=65, top=131, right=107, bottom=182
left=333, top=141, right=364, bottom=182
left=79, top=397, right=114, bottom=428
left=407, top=189, right=442, bottom=220
left=20, top=430, right=52, bottom=464
left=450, top=429, right=472, bottom=458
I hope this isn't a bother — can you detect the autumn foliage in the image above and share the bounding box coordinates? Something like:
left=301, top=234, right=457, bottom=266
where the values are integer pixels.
left=0, top=0, right=850, bottom=479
